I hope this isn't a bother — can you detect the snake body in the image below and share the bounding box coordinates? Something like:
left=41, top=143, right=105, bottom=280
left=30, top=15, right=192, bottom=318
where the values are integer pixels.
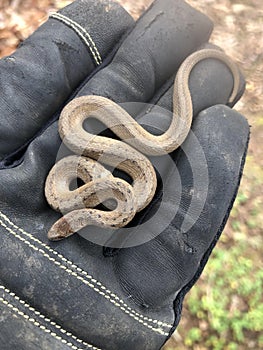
left=45, top=49, right=240, bottom=241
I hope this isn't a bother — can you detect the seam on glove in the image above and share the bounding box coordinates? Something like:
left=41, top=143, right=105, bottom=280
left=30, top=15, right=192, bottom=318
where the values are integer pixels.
left=0, top=211, right=172, bottom=335
left=0, top=286, right=100, bottom=350
left=50, top=13, right=102, bottom=66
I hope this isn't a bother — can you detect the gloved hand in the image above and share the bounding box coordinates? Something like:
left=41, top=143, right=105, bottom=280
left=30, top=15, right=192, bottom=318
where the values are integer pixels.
left=0, top=1, right=249, bottom=350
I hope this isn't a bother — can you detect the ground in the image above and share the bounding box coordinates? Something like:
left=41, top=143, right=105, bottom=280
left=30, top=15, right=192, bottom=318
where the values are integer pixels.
left=0, top=0, right=262, bottom=349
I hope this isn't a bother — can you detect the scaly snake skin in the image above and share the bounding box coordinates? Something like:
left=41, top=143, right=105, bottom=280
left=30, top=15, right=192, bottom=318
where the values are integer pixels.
left=45, top=49, right=240, bottom=241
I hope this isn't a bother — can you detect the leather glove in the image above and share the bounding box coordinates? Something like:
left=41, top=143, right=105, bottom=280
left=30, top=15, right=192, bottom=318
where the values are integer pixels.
left=0, top=0, right=134, bottom=164
left=0, top=0, right=249, bottom=349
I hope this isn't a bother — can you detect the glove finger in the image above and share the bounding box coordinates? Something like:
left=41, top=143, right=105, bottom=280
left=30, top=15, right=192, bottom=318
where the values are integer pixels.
left=74, top=0, right=213, bottom=106
left=144, top=43, right=245, bottom=128
left=0, top=0, right=213, bottom=170
left=0, top=0, right=134, bottom=162
left=1, top=0, right=213, bottom=168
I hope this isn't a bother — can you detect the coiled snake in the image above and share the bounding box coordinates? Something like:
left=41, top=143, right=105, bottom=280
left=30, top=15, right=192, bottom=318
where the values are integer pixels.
left=45, top=49, right=240, bottom=241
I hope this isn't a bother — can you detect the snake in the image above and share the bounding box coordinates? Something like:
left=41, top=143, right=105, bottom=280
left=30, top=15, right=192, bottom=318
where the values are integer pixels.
left=45, top=49, right=240, bottom=241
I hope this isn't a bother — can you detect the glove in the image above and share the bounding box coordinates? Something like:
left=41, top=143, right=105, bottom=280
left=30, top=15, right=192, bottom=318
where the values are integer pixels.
left=0, top=0, right=134, bottom=164
left=0, top=0, right=249, bottom=349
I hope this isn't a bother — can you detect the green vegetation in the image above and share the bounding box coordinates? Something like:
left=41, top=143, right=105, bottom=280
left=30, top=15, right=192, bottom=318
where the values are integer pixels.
left=164, top=156, right=263, bottom=349
left=183, top=240, right=263, bottom=349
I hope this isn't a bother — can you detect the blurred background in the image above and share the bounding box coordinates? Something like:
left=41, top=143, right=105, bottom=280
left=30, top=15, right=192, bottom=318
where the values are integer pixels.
left=0, top=0, right=262, bottom=349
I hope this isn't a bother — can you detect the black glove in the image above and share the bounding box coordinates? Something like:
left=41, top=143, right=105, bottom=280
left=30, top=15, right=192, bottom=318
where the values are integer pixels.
left=0, top=0, right=249, bottom=349
left=0, top=0, right=134, bottom=164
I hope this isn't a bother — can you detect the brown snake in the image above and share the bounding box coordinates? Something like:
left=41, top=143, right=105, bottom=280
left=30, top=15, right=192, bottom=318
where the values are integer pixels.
left=45, top=49, right=240, bottom=241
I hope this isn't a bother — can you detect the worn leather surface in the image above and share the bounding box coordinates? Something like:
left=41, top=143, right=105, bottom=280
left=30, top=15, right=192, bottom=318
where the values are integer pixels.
left=0, top=0, right=249, bottom=349
left=0, top=0, right=134, bottom=162
left=78, top=0, right=213, bottom=102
